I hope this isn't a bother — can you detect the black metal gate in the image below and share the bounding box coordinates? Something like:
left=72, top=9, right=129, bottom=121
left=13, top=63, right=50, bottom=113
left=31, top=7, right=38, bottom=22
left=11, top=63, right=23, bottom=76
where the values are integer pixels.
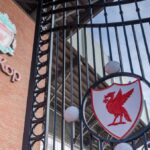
left=23, top=0, right=150, bottom=149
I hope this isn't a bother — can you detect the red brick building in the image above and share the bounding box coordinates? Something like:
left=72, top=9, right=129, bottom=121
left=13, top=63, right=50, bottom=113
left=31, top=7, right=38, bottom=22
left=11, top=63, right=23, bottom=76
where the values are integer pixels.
left=0, top=1, right=34, bottom=149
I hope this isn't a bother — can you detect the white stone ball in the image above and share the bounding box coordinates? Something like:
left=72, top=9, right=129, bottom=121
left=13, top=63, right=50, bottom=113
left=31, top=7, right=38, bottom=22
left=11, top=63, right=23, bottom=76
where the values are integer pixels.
left=105, top=61, right=121, bottom=74
left=114, top=143, right=133, bottom=150
left=64, top=106, right=79, bottom=123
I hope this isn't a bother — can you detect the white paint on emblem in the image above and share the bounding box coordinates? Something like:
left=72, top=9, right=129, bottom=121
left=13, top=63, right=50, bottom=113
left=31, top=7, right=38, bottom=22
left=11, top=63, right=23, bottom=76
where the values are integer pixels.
left=91, top=80, right=143, bottom=139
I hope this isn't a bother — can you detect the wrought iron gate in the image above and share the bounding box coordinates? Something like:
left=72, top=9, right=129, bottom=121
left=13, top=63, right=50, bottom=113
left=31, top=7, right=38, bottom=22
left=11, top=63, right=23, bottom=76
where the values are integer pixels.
left=23, top=0, right=150, bottom=149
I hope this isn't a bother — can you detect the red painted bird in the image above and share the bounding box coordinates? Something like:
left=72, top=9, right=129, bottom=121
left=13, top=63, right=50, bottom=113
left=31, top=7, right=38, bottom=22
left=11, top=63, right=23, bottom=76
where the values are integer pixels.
left=103, top=88, right=134, bottom=126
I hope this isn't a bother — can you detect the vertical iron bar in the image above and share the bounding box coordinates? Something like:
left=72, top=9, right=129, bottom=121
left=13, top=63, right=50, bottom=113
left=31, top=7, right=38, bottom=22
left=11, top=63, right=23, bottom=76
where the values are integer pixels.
left=53, top=32, right=59, bottom=150
left=70, top=29, right=74, bottom=150
left=114, top=26, right=124, bottom=72
left=103, top=0, right=113, bottom=61
left=143, top=134, right=148, bottom=150
left=114, top=26, right=123, bottom=83
left=44, top=1, right=55, bottom=149
left=135, top=1, right=150, bottom=64
left=75, top=0, right=83, bottom=149
left=98, top=27, right=105, bottom=77
left=98, top=140, right=103, bottom=150
left=84, top=27, right=90, bottom=89
left=118, top=0, right=134, bottom=73
left=144, top=100, right=150, bottom=122
left=70, top=30, right=74, bottom=109
left=61, top=2, right=67, bottom=150
left=131, top=24, right=145, bottom=78
left=87, top=0, right=97, bottom=81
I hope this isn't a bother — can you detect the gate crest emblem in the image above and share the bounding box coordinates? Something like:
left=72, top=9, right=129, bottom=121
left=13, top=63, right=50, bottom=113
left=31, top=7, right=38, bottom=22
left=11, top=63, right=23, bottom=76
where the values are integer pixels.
left=91, top=79, right=143, bottom=140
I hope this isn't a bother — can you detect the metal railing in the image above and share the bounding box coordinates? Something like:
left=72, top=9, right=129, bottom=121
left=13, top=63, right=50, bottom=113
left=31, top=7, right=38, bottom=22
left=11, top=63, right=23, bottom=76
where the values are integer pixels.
left=23, top=0, right=150, bottom=149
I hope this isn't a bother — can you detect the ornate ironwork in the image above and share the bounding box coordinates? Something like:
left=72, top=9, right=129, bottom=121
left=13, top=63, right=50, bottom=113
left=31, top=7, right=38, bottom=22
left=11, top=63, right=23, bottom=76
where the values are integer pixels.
left=23, top=0, right=54, bottom=149
left=23, top=0, right=150, bottom=149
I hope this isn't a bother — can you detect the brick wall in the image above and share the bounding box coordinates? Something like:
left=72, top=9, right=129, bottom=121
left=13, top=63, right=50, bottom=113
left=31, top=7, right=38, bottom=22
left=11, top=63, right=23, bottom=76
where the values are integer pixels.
left=0, top=0, right=35, bottom=149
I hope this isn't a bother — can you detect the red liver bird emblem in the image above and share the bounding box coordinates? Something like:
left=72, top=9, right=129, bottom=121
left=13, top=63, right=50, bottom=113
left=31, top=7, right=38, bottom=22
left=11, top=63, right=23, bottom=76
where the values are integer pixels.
left=91, top=79, right=143, bottom=140
left=103, top=89, right=134, bottom=126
